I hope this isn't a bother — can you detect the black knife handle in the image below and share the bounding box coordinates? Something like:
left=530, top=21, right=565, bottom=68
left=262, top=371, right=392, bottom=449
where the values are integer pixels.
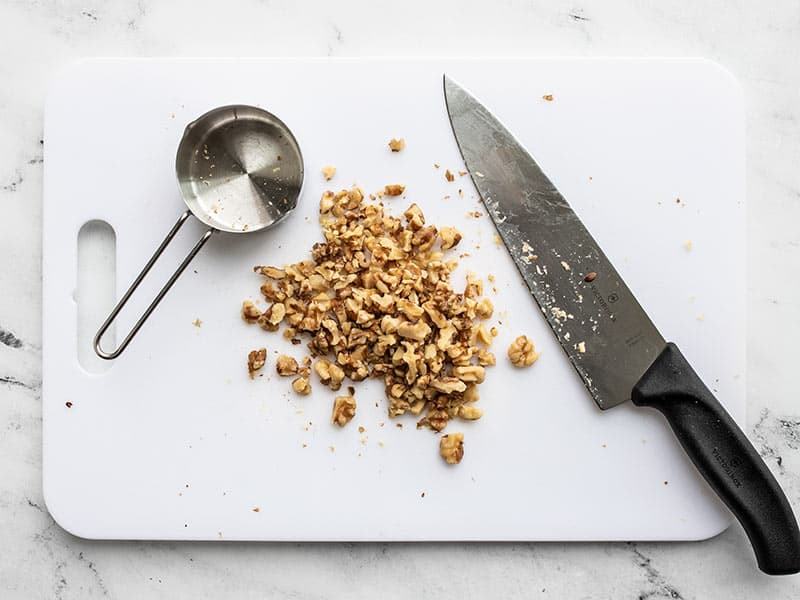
left=631, top=342, right=800, bottom=575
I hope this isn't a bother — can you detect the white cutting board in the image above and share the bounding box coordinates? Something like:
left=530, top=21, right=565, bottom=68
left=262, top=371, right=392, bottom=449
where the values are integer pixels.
left=43, top=58, right=745, bottom=541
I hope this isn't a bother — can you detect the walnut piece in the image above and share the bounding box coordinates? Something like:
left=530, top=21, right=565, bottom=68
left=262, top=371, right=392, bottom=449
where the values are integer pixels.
left=242, top=300, right=261, bottom=323
left=426, top=408, right=449, bottom=432
left=332, top=395, right=356, bottom=426
left=452, top=365, right=485, bottom=383
left=291, top=376, right=311, bottom=395
left=322, top=165, right=336, bottom=181
left=475, top=298, right=493, bottom=320
left=255, top=266, right=286, bottom=279
left=384, top=184, right=405, bottom=196
left=508, top=335, right=540, bottom=367
left=397, top=320, right=431, bottom=341
left=477, top=349, right=496, bottom=366
left=439, top=226, right=462, bottom=250
left=276, top=354, right=299, bottom=376
left=457, top=405, right=483, bottom=420
left=247, top=348, right=267, bottom=378
left=315, top=358, right=345, bottom=390
left=388, top=138, right=405, bottom=152
left=440, top=433, right=464, bottom=464
left=463, top=384, right=479, bottom=403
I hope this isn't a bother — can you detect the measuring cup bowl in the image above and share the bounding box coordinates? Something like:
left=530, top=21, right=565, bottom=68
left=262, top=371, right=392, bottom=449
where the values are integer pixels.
left=93, top=105, right=304, bottom=360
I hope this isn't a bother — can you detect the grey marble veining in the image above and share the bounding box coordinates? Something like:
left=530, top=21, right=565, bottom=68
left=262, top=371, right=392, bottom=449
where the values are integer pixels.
left=2, top=0, right=800, bottom=598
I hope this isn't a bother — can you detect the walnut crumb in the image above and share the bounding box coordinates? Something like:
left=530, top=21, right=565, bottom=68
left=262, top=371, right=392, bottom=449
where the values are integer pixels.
left=241, top=300, right=261, bottom=323
left=508, top=335, right=540, bottom=367
left=439, top=226, right=462, bottom=250
left=321, top=165, right=336, bottom=181
left=440, top=433, right=464, bottom=465
left=291, top=376, right=311, bottom=395
left=332, top=395, right=356, bottom=427
left=276, top=354, right=299, bottom=376
left=445, top=169, right=455, bottom=182
left=384, top=184, right=405, bottom=196
left=192, top=318, right=202, bottom=327
left=247, top=348, right=267, bottom=378
left=388, top=138, right=405, bottom=152
left=457, top=405, right=483, bottom=420
left=542, top=94, right=554, bottom=101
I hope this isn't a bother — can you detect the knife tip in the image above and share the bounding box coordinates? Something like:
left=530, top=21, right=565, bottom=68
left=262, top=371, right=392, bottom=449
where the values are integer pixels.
left=442, top=74, right=462, bottom=107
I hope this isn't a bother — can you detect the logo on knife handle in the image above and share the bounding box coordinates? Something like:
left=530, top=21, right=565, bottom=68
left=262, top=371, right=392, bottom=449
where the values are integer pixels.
left=712, top=447, right=743, bottom=488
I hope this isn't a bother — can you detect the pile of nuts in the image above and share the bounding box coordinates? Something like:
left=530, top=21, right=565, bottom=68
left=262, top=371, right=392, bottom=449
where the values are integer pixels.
left=242, top=182, right=544, bottom=464
left=242, top=185, right=508, bottom=463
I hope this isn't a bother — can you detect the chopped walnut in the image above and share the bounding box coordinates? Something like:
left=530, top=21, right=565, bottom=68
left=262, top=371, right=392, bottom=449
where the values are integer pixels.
left=276, top=354, right=299, bottom=376
left=242, top=300, right=261, bottom=323
left=315, top=358, right=345, bottom=390
left=388, top=138, right=405, bottom=152
left=474, top=324, right=493, bottom=346
left=445, top=169, right=455, bottom=182
left=457, top=405, right=483, bottom=420
left=452, top=365, right=485, bottom=383
left=314, top=358, right=332, bottom=382
left=463, top=384, right=479, bottom=403
left=320, top=190, right=335, bottom=213
left=321, top=165, right=336, bottom=181
left=263, top=303, right=286, bottom=328
left=397, top=320, right=431, bottom=341
left=439, top=226, right=462, bottom=250
left=440, top=433, right=464, bottom=464
left=255, top=266, right=286, bottom=279
left=426, top=408, right=449, bottom=432
left=430, top=377, right=467, bottom=394
left=508, top=335, right=540, bottom=367
left=384, top=184, right=405, bottom=196
left=332, top=395, right=356, bottom=426
left=475, top=298, right=493, bottom=320
left=477, top=349, right=496, bottom=366
left=247, top=348, right=267, bottom=378
left=243, top=183, right=522, bottom=460
left=291, top=376, right=311, bottom=395
left=403, top=203, right=425, bottom=230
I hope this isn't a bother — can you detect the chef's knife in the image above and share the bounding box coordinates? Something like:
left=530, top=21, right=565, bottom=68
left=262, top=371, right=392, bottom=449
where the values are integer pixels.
left=444, top=75, right=800, bottom=575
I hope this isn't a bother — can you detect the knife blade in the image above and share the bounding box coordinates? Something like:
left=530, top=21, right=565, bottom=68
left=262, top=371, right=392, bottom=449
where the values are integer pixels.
left=444, top=76, right=664, bottom=411
left=443, top=74, right=800, bottom=575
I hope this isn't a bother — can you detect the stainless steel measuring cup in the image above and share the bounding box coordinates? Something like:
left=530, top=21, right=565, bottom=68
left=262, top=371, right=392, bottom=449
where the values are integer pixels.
left=94, top=105, right=304, bottom=359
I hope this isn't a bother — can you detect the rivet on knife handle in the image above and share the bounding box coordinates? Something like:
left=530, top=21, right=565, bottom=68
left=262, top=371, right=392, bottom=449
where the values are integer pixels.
left=632, top=343, right=800, bottom=575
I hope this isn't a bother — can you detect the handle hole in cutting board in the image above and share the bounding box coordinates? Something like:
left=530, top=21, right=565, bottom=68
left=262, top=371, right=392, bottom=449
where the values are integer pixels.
left=76, top=220, right=116, bottom=373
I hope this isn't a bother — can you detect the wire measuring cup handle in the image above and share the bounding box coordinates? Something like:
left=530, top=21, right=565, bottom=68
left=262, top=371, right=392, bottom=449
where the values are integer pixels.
left=93, top=210, right=215, bottom=360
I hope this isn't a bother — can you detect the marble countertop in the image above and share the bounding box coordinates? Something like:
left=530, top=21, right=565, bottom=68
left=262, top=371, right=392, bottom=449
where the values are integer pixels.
left=2, top=1, right=800, bottom=598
